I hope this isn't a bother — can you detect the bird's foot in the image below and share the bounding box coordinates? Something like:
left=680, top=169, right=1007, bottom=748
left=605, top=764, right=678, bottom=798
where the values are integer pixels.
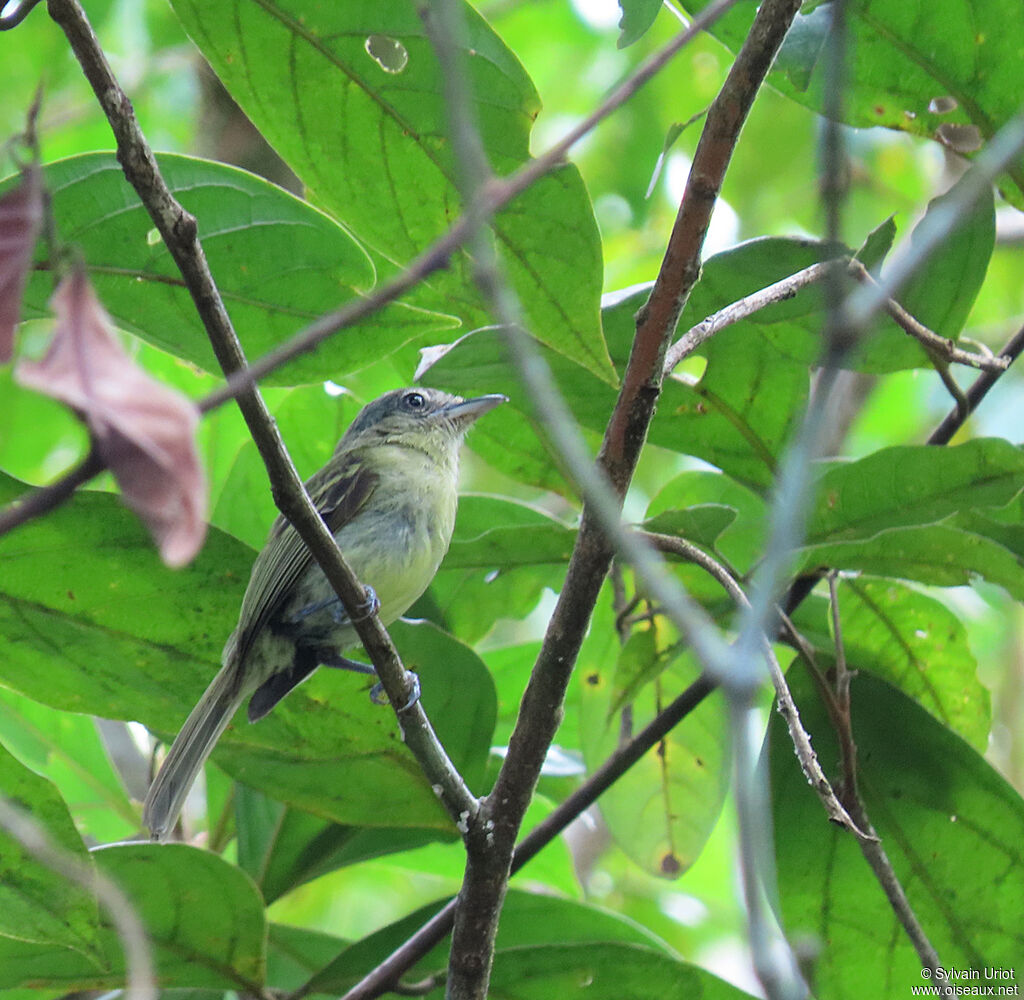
left=287, top=585, right=379, bottom=626
left=369, top=672, right=421, bottom=712
left=319, top=651, right=377, bottom=676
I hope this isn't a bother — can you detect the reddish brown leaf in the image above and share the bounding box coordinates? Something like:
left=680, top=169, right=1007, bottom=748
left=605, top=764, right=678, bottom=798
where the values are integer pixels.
left=0, top=164, right=43, bottom=362
left=16, top=267, right=207, bottom=566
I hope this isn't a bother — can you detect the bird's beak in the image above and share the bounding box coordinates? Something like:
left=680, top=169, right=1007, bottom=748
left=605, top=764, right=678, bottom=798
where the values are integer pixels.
left=442, top=393, right=508, bottom=426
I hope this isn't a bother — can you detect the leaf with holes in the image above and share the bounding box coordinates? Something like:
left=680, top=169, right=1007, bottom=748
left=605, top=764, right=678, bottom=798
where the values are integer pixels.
left=168, top=0, right=614, bottom=382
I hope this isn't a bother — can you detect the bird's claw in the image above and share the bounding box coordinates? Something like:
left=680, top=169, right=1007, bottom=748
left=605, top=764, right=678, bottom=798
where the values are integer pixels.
left=287, top=584, right=380, bottom=626
left=351, top=584, right=380, bottom=623
left=370, top=671, right=421, bottom=712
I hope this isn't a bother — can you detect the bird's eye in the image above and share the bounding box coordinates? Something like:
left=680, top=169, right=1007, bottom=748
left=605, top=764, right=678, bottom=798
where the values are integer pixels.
left=403, top=391, right=426, bottom=410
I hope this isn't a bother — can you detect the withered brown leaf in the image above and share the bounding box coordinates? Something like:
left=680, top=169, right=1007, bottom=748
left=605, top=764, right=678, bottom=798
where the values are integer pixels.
left=16, top=267, right=207, bottom=566
left=0, top=164, right=43, bottom=362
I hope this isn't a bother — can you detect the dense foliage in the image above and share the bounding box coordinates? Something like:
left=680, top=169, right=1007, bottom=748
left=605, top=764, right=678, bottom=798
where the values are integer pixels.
left=1, top=0, right=1022, bottom=997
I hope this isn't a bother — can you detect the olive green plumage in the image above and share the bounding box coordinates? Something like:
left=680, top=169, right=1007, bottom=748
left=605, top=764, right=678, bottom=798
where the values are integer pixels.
left=143, top=387, right=505, bottom=840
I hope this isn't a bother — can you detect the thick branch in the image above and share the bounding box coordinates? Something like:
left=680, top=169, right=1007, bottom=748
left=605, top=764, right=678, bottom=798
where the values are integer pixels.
left=441, top=0, right=806, bottom=996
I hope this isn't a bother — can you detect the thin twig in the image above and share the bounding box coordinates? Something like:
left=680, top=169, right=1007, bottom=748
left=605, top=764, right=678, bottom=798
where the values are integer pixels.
left=825, top=577, right=953, bottom=997
left=664, top=257, right=1009, bottom=376
left=0, top=444, right=103, bottom=537
left=846, top=258, right=1008, bottom=372
left=929, top=320, right=1024, bottom=444
left=0, top=798, right=156, bottom=1000
left=664, top=260, right=837, bottom=371
left=45, top=0, right=477, bottom=829
left=646, top=532, right=869, bottom=837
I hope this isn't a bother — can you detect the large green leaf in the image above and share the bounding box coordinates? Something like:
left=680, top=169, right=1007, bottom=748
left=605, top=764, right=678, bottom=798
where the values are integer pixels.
left=168, top=0, right=614, bottom=382
left=770, top=669, right=1024, bottom=997
left=804, top=439, right=1024, bottom=545
left=796, top=443, right=1024, bottom=599
left=2, top=153, right=454, bottom=383
left=800, top=521, right=1024, bottom=602
left=578, top=617, right=730, bottom=878
left=897, top=171, right=995, bottom=341
left=685, top=0, right=1024, bottom=205
left=0, top=844, right=266, bottom=990
left=0, top=742, right=100, bottom=963
left=302, top=888, right=727, bottom=995
left=791, top=578, right=990, bottom=750
left=0, top=475, right=495, bottom=830
left=235, top=784, right=446, bottom=904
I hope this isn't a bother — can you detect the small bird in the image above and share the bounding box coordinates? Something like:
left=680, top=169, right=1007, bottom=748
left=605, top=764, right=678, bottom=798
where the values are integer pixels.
left=143, top=387, right=505, bottom=840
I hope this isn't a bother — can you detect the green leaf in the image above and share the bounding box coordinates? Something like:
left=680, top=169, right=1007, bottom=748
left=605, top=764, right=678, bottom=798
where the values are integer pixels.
left=444, top=496, right=576, bottom=569
left=800, top=578, right=991, bottom=750
left=897, top=169, right=995, bottom=340
left=855, top=215, right=897, bottom=273
left=0, top=742, right=100, bottom=961
left=684, top=0, right=1024, bottom=205
left=647, top=470, right=769, bottom=573
left=804, top=439, right=1024, bottom=545
left=0, top=366, right=89, bottom=486
left=478, top=943, right=754, bottom=1000
left=3, top=153, right=454, bottom=383
left=0, top=844, right=267, bottom=990
left=0, top=688, right=138, bottom=843
left=640, top=504, right=738, bottom=552
left=266, top=922, right=347, bottom=991
left=771, top=670, right=1024, bottom=997
left=427, top=496, right=574, bottom=643
left=97, top=844, right=266, bottom=988
left=235, top=786, right=444, bottom=904
left=616, top=0, right=664, bottom=48
left=303, top=888, right=686, bottom=993
left=168, top=0, right=615, bottom=382
left=800, top=522, right=1024, bottom=602
left=580, top=638, right=730, bottom=878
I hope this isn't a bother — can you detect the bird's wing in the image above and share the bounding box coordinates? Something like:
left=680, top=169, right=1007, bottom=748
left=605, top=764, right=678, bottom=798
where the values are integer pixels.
left=227, top=455, right=379, bottom=667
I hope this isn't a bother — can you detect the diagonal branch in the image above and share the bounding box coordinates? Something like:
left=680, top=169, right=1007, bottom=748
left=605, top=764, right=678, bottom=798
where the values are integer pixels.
left=44, top=0, right=476, bottom=828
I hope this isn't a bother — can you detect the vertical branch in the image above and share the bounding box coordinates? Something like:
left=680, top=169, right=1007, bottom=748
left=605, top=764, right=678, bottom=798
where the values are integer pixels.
left=421, top=0, right=806, bottom=997
left=825, top=580, right=954, bottom=996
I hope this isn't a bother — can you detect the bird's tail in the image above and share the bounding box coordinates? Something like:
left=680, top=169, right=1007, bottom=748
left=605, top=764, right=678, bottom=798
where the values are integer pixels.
left=143, top=664, right=244, bottom=841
